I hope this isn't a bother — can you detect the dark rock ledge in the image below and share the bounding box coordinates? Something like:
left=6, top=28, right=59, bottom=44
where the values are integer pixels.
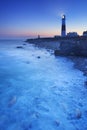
left=54, top=40, right=87, bottom=57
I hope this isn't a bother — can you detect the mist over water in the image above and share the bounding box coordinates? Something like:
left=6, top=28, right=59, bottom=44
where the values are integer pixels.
left=0, top=40, right=87, bottom=130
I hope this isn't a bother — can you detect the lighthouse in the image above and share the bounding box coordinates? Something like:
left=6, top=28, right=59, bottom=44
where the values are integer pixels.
left=61, top=15, right=66, bottom=37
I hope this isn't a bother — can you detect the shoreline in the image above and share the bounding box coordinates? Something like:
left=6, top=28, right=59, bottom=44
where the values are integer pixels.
left=69, top=56, right=87, bottom=88
left=70, top=56, right=87, bottom=76
left=26, top=39, right=60, bottom=50
left=26, top=37, right=87, bottom=78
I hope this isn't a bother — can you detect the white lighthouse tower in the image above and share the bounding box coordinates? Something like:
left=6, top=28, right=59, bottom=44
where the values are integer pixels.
left=61, top=15, right=66, bottom=37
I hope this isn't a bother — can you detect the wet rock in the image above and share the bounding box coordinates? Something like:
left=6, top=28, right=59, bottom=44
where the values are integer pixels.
left=54, top=120, right=60, bottom=126
left=84, top=81, right=87, bottom=86
left=84, top=81, right=87, bottom=89
left=47, top=49, right=50, bottom=51
left=16, top=46, right=24, bottom=49
left=54, top=50, right=60, bottom=56
left=37, top=56, right=40, bottom=59
left=78, top=102, right=83, bottom=107
left=84, top=110, right=87, bottom=116
left=22, top=123, right=32, bottom=130
left=26, top=61, right=30, bottom=64
left=75, top=109, right=82, bottom=119
left=0, top=91, right=2, bottom=94
left=51, top=86, right=57, bottom=89
left=28, top=124, right=32, bottom=129
left=23, top=43, right=26, bottom=45
left=8, top=96, right=17, bottom=107
left=68, top=109, right=82, bottom=120
left=37, top=105, right=49, bottom=113
left=84, top=72, right=87, bottom=76
left=35, top=112, right=40, bottom=118
left=67, top=113, right=75, bottom=120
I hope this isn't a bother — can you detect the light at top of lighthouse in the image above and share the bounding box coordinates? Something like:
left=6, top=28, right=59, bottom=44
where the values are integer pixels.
left=62, top=15, right=65, bottom=19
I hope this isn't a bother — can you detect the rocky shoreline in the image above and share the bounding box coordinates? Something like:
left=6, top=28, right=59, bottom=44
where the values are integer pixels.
left=26, top=38, right=60, bottom=50
left=70, top=57, right=87, bottom=75
left=68, top=56, right=87, bottom=90
left=26, top=37, right=87, bottom=79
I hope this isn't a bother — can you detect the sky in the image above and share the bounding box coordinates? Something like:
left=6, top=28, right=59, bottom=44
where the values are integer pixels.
left=0, top=0, right=87, bottom=39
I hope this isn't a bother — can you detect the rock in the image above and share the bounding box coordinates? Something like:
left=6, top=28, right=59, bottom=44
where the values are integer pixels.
left=84, top=110, right=87, bottom=116
left=8, top=96, right=17, bottom=107
left=23, top=43, right=26, bottom=45
left=37, top=56, right=40, bottom=59
left=54, top=50, right=60, bottom=56
left=54, top=120, right=60, bottom=126
left=35, top=112, right=40, bottom=118
left=84, top=81, right=87, bottom=86
left=28, top=124, right=32, bottom=129
left=26, top=61, right=30, bottom=64
left=67, top=113, right=74, bottom=120
left=83, top=73, right=87, bottom=76
left=54, top=41, right=87, bottom=57
left=78, top=102, right=83, bottom=107
left=75, top=109, right=82, bottom=119
left=16, top=46, right=24, bottom=49
left=84, top=81, right=87, bottom=89
left=22, top=124, right=32, bottom=130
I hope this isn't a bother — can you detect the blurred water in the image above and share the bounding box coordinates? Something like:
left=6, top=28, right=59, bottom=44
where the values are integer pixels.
left=0, top=40, right=87, bottom=130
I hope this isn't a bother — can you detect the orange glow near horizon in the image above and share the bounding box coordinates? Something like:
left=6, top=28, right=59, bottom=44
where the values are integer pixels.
left=0, top=27, right=84, bottom=38
left=0, top=29, right=61, bottom=38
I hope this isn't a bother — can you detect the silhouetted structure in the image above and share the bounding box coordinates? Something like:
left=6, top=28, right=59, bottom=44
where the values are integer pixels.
left=38, top=35, right=40, bottom=39
left=61, top=15, right=66, bottom=37
left=67, top=32, right=78, bottom=37
left=83, top=31, right=87, bottom=36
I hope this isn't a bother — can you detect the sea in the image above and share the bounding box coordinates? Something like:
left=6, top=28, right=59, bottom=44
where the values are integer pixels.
left=0, top=39, right=87, bottom=130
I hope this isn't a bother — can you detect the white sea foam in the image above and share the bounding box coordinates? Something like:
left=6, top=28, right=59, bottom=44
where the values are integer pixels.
left=0, top=40, right=87, bottom=130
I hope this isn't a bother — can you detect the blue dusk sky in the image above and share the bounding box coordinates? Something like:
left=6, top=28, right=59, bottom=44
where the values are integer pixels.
left=0, top=0, right=87, bottom=39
